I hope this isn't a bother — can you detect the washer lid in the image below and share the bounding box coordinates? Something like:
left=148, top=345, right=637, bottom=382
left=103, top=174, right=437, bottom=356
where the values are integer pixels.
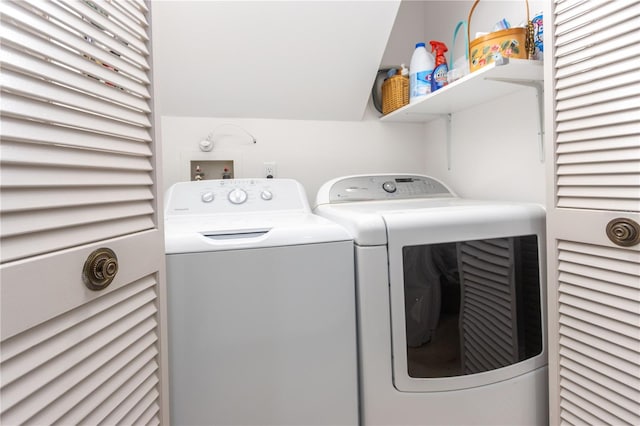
left=165, top=212, right=352, bottom=254
left=164, top=179, right=352, bottom=254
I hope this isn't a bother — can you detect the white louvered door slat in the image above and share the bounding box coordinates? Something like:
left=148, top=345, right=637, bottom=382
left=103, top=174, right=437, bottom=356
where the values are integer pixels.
left=1, top=25, right=149, bottom=98
left=118, top=388, right=160, bottom=426
left=2, top=1, right=149, bottom=83
left=555, top=19, right=639, bottom=62
left=56, top=0, right=149, bottom=55
left=54, top=337, right=158, bottom=425
left=560, top=363, right=639, bottom=419
left=94, top=0, right=149, bottom=42
left=555, top=0, right=610, bottom=21
left=111, top=0, right=149, bottom=27
left=131, top=0, right=149, bottom=13
left=559, top=332, right=639, bottom=387
left=556, top=122, right=640, bottom=144
left=559, top=311, right=639, bottom=356
left=555, top=34, right=640, bottom=75
left=546, top=0, right=640, bottom=425
left=560, top=381, right=634, bottom=425
left=557, top=98, right=640, bottom=123
left=0, top=46, right=150, bottom=112
left=554, top=1, right=635, bottom=35
left=1, top=288, right=157, bottom=386
left=559, top=281, right=638, bottom=315
left=557, top=70, right=640, bottom=102
left=2, top=69, right=151, bottom=126
left=2, top=312, right=157, bottom=422
left=556, top=134, right=640, bottom=153
left=557, top=147, right=640, bottom=165
left=1, top=186, right=153, bottom=212
left=2, top=93, right=151, bottom=142
left=1, top=140, right=152, bottom=170
left=26, top=346, right=158, bottom=425
left=3, top=165, right=152, bottom=187
left=0, top=275, right=156, bottom=360
left=556, top=109, right=640, bottom=133
left=22, top=0, right=149, bottom=70
left=560, top=349, right=640, bottom=407
left=0, top=0, right=168, bottom=424
left=0, top=116, right=151, bottom=155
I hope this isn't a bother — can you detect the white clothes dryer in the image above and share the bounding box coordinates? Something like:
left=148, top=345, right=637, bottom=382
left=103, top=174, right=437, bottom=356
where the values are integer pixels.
left=314, top=174, right=548, bottom=426
left=165, top=178, right=358, bottom=426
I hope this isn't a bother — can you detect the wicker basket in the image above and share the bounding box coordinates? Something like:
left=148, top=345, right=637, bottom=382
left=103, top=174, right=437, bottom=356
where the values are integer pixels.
left=468, top=0, right=534, bottom=73
left=382, top=74, right=408, bottom=115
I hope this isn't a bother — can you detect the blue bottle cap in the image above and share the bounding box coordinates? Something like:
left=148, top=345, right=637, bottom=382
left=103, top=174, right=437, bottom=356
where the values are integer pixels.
left=416, top=42, right=426, bottom=48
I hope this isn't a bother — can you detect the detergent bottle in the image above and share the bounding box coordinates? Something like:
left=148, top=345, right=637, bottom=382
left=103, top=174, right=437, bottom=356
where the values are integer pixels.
left=409, top=42, right=434, bottom=103
left=429, top=41, right=449, bottom=92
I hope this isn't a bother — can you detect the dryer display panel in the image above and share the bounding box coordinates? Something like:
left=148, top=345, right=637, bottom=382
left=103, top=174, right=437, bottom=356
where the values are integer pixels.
left=402, top=235, right=542, bottom=378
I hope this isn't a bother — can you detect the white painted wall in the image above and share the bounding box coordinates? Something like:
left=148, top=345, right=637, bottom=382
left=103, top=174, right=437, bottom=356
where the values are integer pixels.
left=151, top=1, right=400, bottom=121
left=158, top=0, right=546, bottom=205
left=421, top=89, right=545, bottom=202
left=160, top=101, right=427, bottom=202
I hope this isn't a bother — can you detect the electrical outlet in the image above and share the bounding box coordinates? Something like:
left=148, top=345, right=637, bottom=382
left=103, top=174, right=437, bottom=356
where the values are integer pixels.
left=264, top=162, right=276, bottom=178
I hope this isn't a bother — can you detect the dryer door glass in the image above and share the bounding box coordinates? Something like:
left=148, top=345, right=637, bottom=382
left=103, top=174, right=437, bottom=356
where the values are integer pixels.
left=402, top=235, right=543, bottom=378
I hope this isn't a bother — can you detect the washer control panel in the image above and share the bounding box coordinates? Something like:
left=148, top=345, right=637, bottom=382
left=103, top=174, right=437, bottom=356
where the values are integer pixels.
left=165, top=178, right=309, bottom=216
left=326, top=174, right=455, bottom=203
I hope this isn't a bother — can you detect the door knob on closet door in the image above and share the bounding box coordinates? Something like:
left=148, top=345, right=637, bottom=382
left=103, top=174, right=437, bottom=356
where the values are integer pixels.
left=83, top=248, right=118, bottom=290
left=606, top=218, right=640, bottom=247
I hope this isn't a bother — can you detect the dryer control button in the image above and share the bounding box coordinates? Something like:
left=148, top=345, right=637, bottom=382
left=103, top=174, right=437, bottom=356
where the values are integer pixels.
left=228, top=188, right=248, bottom=204
left=382, top=181, right=397, bottom=193
left=201, top=191, right=214, bottom=203
left=260, top=190, right=273, bottom=200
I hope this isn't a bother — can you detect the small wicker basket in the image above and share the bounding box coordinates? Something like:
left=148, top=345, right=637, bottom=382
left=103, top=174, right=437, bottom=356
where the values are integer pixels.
left=468, top=0, right=534, bottom=72
left=382, top=74, right=409, bottom=115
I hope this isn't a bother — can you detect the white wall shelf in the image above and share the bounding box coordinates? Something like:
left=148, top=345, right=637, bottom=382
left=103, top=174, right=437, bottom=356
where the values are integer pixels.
left=380, top=59, right=543, bottom=123
left=380, top=59, right=544, bottom=170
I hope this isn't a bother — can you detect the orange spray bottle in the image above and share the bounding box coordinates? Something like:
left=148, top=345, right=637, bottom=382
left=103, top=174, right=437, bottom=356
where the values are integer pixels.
left=429, top=40, right=449, bottom=92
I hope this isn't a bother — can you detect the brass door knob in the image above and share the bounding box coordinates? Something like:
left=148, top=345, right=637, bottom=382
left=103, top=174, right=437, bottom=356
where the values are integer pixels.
left=83, top=248, right=118, bottom=290
left=606, top=218, right=640, bottom=247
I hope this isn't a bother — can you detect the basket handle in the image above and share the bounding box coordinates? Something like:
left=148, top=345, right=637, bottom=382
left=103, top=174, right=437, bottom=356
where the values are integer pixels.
left=467, top=0, right=531, bottom=57
left=450, top=20, right=469, bottom=68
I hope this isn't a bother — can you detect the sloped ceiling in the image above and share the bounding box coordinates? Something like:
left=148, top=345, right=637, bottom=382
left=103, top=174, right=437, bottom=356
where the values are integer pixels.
left=151, top=1, right=400, bottom=121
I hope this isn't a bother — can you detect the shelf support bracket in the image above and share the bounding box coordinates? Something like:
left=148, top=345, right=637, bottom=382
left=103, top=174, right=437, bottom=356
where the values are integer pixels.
left=443, top=113, right=453, bottom=170
left=533, top=81, right=545, bottom=162
left=486, top=78, right=545, bottom=162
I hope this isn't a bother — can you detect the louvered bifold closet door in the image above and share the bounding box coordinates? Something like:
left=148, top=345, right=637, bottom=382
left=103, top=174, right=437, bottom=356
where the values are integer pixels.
left=557, top=241, right=640, bottom=425
left=549, top=0, right=640, bottom=425
left=0, top=1, right=165, bottom=425
left=554, top=0, right=640, bottom=211
left=0, top=0, right=153, bottom=263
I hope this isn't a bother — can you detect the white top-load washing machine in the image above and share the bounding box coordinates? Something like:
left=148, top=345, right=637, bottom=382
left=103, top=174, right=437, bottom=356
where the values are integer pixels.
left=314, top=174, right=548, bottom=425
left=165, top=178, right=358, bottom=426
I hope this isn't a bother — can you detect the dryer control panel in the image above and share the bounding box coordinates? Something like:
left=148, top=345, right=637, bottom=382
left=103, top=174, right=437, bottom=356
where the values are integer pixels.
left=319, top=174, right=456, bottom=203
left=165, top=178, right=310, bottom=216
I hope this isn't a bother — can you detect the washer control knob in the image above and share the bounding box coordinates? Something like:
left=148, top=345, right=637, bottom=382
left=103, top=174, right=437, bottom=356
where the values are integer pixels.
left=382, top=181, right=397, bottom=193
left=260, top=190, right=273, bottom=201
left=228, top=188, right=248, bottom=204
left=201, top=191, right=214, bottom=203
